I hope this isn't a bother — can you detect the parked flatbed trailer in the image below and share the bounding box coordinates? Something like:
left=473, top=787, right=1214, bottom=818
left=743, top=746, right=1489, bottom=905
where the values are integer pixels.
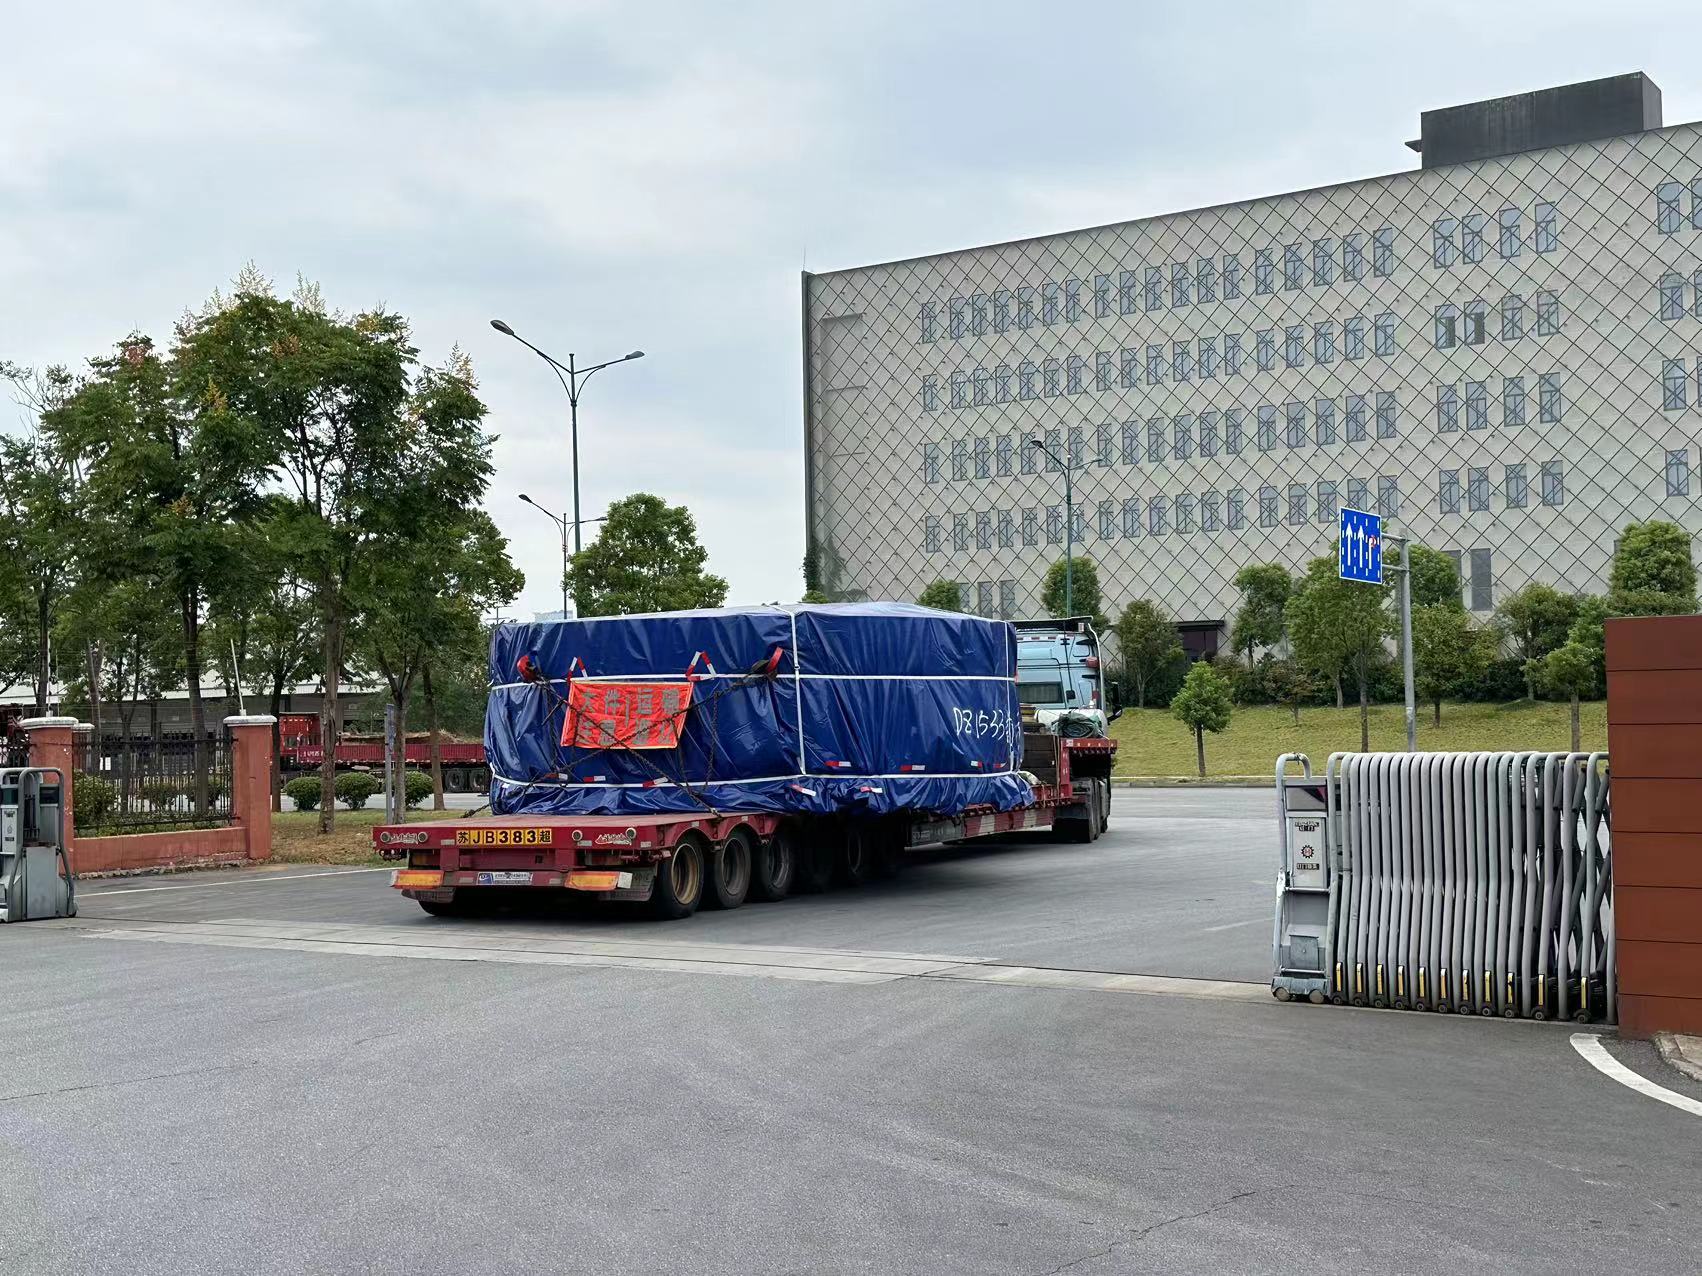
left=377, top=735, right=1115, bottom=919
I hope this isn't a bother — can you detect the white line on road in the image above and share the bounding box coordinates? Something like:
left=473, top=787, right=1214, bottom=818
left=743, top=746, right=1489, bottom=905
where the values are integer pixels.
left=1200, top=918, right=1265, bottom=933
left=1570, top=1032, right=1702, bottom=1118
left=79, top=868, right=392, bottom=897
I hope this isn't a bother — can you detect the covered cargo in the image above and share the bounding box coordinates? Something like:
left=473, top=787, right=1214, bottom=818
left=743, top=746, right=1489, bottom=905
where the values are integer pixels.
left=486, top=603, right=1030, bottom=818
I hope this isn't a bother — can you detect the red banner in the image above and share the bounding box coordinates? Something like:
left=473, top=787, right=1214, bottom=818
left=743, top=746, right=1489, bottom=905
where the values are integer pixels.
left=562, top=681, right=693, bottom=750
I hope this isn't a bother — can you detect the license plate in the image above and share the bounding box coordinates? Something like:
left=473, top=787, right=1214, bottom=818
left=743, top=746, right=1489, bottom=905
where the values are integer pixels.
left=476, top=871, right=534, bottom=885
left=456, top=828, right=554, bottom=847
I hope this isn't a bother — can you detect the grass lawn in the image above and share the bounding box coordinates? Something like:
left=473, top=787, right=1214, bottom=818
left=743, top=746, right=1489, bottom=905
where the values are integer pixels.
left=269, top=808, right=390, bottom=865
left=1108, top=700, right=1608, bottom=779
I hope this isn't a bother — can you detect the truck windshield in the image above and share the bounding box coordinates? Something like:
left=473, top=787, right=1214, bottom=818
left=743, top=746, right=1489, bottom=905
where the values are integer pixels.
left=1018, top=681, right=1065, bottom=706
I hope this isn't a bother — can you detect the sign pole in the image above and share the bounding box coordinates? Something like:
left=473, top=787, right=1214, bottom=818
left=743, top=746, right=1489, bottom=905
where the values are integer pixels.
left=1397, top=537, right=1416, bottom=752
left=1338, top=506, right=1416, bottom=752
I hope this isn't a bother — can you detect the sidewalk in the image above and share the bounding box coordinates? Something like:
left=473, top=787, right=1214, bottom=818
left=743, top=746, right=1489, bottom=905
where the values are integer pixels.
left=1656, top=1033, right=1702, bottom=1083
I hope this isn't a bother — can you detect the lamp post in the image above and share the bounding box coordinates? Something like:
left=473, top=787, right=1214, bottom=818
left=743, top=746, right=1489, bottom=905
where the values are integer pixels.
left=490, top=319, right=643, bottom=557
left=518, top=495, right=607, bottom=618
left=1030, top=438, right=1074, bottom=616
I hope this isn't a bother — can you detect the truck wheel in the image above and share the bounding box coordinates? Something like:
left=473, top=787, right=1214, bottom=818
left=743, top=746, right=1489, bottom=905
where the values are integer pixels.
left=1094, top=778, right=1112, bottom=831
left=418, top=892, right=468, bottom=918
left=837, top=823, right=882, bottom=887
left=704, top=829, right=752, bottom=910
left=871, top=822, right=904, bottom=879
left=651, top=835, right=706, bottom=919
left=474, top=767, right=491, bottom=791
left=793, top=830, right=838, bottom=895
left=445, top=768, right=466, bottom=793
left=750, top=827, right=795, bottom=902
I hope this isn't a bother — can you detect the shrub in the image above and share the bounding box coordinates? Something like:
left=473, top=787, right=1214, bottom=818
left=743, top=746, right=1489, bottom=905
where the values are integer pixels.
left=139, top=779, right=182, bottom=810
left=283, top=776, right=322, bottom=811
left=403, top=769, right=435, bottom=808
left=73, top=773, right=117, bottom=829
left=335, top=771, right=382, bottom=810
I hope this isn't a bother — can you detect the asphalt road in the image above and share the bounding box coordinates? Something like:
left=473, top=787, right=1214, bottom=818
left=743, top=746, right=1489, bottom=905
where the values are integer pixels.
left=3, top=788, right=1698, bottom=1275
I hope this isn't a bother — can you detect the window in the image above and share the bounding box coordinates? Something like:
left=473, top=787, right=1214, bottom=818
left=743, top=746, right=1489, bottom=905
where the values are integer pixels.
left=949, top=297, right=967, bottom=339
left=1432, top=216, right=1457, bottom=268
left=1043, top=357, right=1061, bottom=397
left=1259, top=485, right=1279, bottom=527
left=1122, top=497, right=1141, bottom=539
left=1378, top=476, right=1400, bottom=518
left=1283, top=244, right=1305, bottom=290
left=1146, top=345, right=1165, bottom=384
left=975, top=511, right=992, bottom=550
left=1373, top=227, right=1395, bottom=276
left=1046, top=506, right=1063, bottom=544
left=1066, top=354, right=1086, bottom=395
left=973, top=435, right=991, bottom=479
left=1171, top=261, right=1191, bottom=308
left=1695, top=269, right=1702, bottom=318
left=1468, top=466, right=1490, bottom=512
left=1434, top=303, right=1458, bottom=350
left=1503, top=376, right=1527, bottom=426
left=1658, top=180, right=1683, bottom=234
left=1228, top=488, right=1247, bottom=530
left=1376, top=391, right=1398, bottom=439
left=1316, top=479, right=1338, bottom=523
left=1147, top=419, right=1166, bottom=464
left=1174, top=415, right=1193, bottom=461
left=1256, top=329, right=1276, bottom=371
left=1502, top=293, right=1525, bottom=340
left=1437, top=383, right=1460, bottom=433
left=1498, top=207, right=1521, bottom=258
left=1224, top=331, right=1243, bottom=375
left=1439, top=468, right=1461, bottom=514
left=992, top=290, right=1011, bottom=333
left=1044, top=428, right=1063, bottom=470
left=1285, top=325, right=1305, bottom=368
left=1098, top=499, right=1117, bottom=539
left=1068, top=425, right=1086, bottom=469
left=1463, top=213, right=1486, bottom=263
left=1257, top=404, right=1278, bottom=451
left=1315, top=397, right=1337, bottom=445
left=1254, top=248, right=1275, bottom=294
left=994, top=364, right=1012, bottom=403
left=922, top=442, right=941, bottom=484
left=1173, top=341, right=1192, bottom=383
left=1093, top=274, right=1112, bottom=319
left=1017, top=287, right=1036, bottom=330
left=1121, top=421, right=1140, bottom=465
left=1535, top=201, right=1558, bottom=254
left=1540, top=373, right=1564, bottom=423
left=1041, top=282, right=1061, bottom=325
left=922, top=375, right=940, bottom=413
left=1374, top=312, right=1396, bottom=356
left=1071, top=505, right=1088, bottom=542
left=953, top=513, right=969, bottom=551
left=1021, top=432, right=1039, bottom=474
left=1343, top=232, right=1365, bottom=281
left=1176, top=493, right=1196, bottom=534
left=1095, top=423, right=1115, bottom=467
left=948, top=371, right=968, bottom=410
left=1314, top=321, right=1336, bottom=364
left=1285, top=400, right=1306, bottom=448
left=970, top=294, right=988, bottom=336
left=1119, top=270, right=1139, bottom=315
left=1694, top=179, right=1702, bottom=231
left=1667, top=448, right=1692, bottom=497
left=1505, top=463, right=1528, bottom=509
left=1346, top=394, right=1367, bottom=442
left=1469, top=549, right=1493, bottom=612
left=1464, top=299, right=1487, bottom=346
left=1145, top=267, right=1164, bottom=311
left=997, top=510, right=1014, bottom=549
left=1225, top=409, right=1245, bottom=455
left=1541, top=460, right=1565, bottom=506
left=1661, top=272, right=1685, bottom=321
left=1223, top=254, right=1242, bottom=298
left=1202, top=491, right=1222, bottom=532
left=1095, top=350, right=1115, bottom=392
left=924, top=515, right=941, bottom=553
left=1018, top=361, right=1037, bottom=400
left=1287, top=483, right=1308, bottom=526
left=1121, top=347, right=1139, bottom=390
left=1345, top=315, right=1366, bottom=361
left=1022, top=508, right=1038, bottom=546
left=1466, top=380, right=1487, bottom=431
left=1197, top=257, right=1216, bottom=303
left=1200, top=411, right=1219, bottom=457
left=1149, top=496, right=1169, bottom=536
left=1200, top=336, right=1219, bottom=380
left=1313, top=237, right=1334, bottom=286
left=1536, top=290, right=1561, bottom=335
left=1347, top=477, right=1369, bottom=512
left=1664, top=358, right=1689, bottom=410
left=972, top=367, right=990, bottom=407
left=920, top=302, right=939, bottom=344
left=998, top=580, right=1016, bottom=620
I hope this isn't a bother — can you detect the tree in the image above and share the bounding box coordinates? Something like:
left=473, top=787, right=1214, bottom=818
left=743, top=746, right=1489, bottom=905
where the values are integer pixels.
left=1494, top=583, right=1578, bottom=700
left=1408, top=546, right=1464, bottom=609
left=1040, top=555, right=1107, bottom=628
left=1229, top=564, right=1291, bottom=665
left=0, top=433, right=83, bottom=714
left=1564, top=594, right=1613, bottom=691
left=1609, top=520, right=1697, bottom=614
left=1171, top=661, right=1233, bottom=778
left=1265, top=659, right=1319, bottom=726
left=917, top=579, right=964, bottom=611
left=1113, top=600, right=1183, bottom=708
left=1286, top=552, right=1391, bottom=750
left=1412, top=604, right=1491, bottom=726
left=1532, top=641, right=1597, bottom=751
left=801, top=590, right=831, bottom=604
left=566, top=493, right=727, bottom=617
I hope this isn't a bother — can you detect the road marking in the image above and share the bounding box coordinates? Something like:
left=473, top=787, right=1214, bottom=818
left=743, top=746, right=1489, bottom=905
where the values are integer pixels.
left=1570, top=1032, right=1702, bottom=1118
left=78, top=868, right=393, bottom=897
left=1200, top=918, right=1265, bottom=933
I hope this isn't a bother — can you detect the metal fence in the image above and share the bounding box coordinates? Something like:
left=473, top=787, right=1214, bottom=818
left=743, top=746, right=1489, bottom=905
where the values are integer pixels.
left=73, top=735, right=235, bottom=833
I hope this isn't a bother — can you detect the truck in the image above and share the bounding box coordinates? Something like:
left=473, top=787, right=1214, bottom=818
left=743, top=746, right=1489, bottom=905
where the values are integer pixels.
left=278, top=713, right=492, bottom=792
left=1013, top=616, right=1119, bottom=737
left=375, top=603, right=1118, bottom=920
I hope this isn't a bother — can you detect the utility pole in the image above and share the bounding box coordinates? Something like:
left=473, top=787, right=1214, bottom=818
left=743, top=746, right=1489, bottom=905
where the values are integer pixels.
left=1030, top=438, right=1075, bottom=615
left=1394, top=536, right=1416, bottom=752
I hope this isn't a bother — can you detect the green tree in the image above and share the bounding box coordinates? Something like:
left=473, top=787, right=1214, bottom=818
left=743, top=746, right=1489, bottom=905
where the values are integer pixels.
left=1609, top=520, right=1697, bottom=614
left=1114, top=600, right=1183, bottom=708
left=1287, top=552, right=1391, bottom=749
left=917, top=579, right=964, bottom=611
left=1412, top=604, right=1491, bottom=726
left=1041, top=556, right=1107, bottom=627
left=1171, top=661, right=1233, bottom=778
left=1563, top=594, right=1613, bottom=690
left=801, top=590, right=831, bottom=604
left=1532, top=641, right=1597, bottom=751
left=1494, top=583, right=1578, bottom=700
left=566, top=493, right=727, bottom=618
left=1265, top=658, right=1319, bottom=726
left=1229, top=564, right=1291, bottom=665
left=1408, top=546, right=1464, bottom=609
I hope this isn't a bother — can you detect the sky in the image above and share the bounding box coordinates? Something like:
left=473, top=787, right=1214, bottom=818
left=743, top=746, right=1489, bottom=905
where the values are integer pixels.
left=5, top=0, right=1702, bottom=620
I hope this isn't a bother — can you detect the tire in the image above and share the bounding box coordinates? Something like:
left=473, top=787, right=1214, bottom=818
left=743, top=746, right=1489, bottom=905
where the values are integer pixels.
left=704, top=829, right=753, bottom=910
left=445, top=768, right=466, bottom=793
left=418, top=892, right=468, bottom=918
left=750, top=826, right=796, bottom=902
left=1094, top=777, right=1112, bottom=831
left=837, top=824, right=878, bottom=887
left=473, top=767, right=491, bottom=791
left=651, top=835, right=706, bottom=919
left=871, top=822, right=903, bottom=879
left=793, top=828, right=838, bottom=894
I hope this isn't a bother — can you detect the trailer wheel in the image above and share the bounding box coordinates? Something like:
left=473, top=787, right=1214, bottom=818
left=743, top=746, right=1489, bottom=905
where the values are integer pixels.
left=651, top=835, right=706, bottom=920
left=704, top=829, right=753, bottom=910
left=473, top=766, right=491, bottom=792
left=418, top=892, right=469, bottom=918
left=1094, top=777, right=1112, bottom=831
left=837, top=823, right=878, bottom=887
left=445, top=768, right=467, bottom=793
left=793, top=829, right=838, bottom=895
left=871, top=821, right=903, bottom=879
left=750, top=826, right=795, bottom=902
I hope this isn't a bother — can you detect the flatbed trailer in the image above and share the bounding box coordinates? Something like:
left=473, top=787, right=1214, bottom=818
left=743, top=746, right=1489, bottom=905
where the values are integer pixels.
left=378, top=734, right=1116, bottom=919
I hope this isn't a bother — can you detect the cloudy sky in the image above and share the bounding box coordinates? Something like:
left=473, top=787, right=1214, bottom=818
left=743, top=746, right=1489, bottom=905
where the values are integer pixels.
left=5, top=1, right=1700, bottom=619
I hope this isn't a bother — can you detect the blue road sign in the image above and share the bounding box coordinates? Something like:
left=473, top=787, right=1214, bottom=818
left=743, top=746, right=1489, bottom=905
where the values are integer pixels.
left=1338, top=507, right=1383, bottom=584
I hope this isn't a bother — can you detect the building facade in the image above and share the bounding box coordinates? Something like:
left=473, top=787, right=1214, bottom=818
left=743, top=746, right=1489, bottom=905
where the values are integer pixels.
left=802, top=74, right=1702, bottom=647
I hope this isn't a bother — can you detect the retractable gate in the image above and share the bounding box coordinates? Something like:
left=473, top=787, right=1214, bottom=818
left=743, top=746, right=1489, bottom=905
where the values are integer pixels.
left=1272, top=752, right=1612, bottom=1023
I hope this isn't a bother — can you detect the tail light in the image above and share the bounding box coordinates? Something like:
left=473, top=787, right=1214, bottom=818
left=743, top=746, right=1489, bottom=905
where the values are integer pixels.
left=1083, top=656, right=1101, bottom=670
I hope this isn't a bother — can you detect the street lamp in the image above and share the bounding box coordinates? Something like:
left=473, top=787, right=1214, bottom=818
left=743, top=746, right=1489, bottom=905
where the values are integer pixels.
left=518, top=494, right=607, bottom=618
left=1030, top=438, right=1075, bottom=616
left=491, top=319, right=644, bottom=557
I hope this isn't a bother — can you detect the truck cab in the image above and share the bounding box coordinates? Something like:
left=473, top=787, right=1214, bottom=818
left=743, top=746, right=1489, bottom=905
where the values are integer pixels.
left=1013, top=617, right=1116, bottom=737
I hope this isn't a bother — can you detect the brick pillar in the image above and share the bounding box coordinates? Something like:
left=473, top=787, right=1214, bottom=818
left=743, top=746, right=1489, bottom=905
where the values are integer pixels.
left=225, top=715, right=277, bottom=862
left=21, top=716, right=80, bottom=845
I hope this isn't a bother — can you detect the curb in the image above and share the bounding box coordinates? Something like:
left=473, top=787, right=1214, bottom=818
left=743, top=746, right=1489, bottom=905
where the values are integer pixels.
left=1654, top=1032, right=1702, bottom=1084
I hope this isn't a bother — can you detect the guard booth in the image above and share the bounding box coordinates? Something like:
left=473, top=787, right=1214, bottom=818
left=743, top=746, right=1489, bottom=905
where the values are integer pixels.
left=0, top=767, right=76, bottom=922
left=1271, top=755, right=1331, bottom=1002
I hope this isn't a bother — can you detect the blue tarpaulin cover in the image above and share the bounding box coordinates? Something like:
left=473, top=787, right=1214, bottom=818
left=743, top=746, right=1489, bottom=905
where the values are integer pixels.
left=486, top=603, right=1032, bottom=817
